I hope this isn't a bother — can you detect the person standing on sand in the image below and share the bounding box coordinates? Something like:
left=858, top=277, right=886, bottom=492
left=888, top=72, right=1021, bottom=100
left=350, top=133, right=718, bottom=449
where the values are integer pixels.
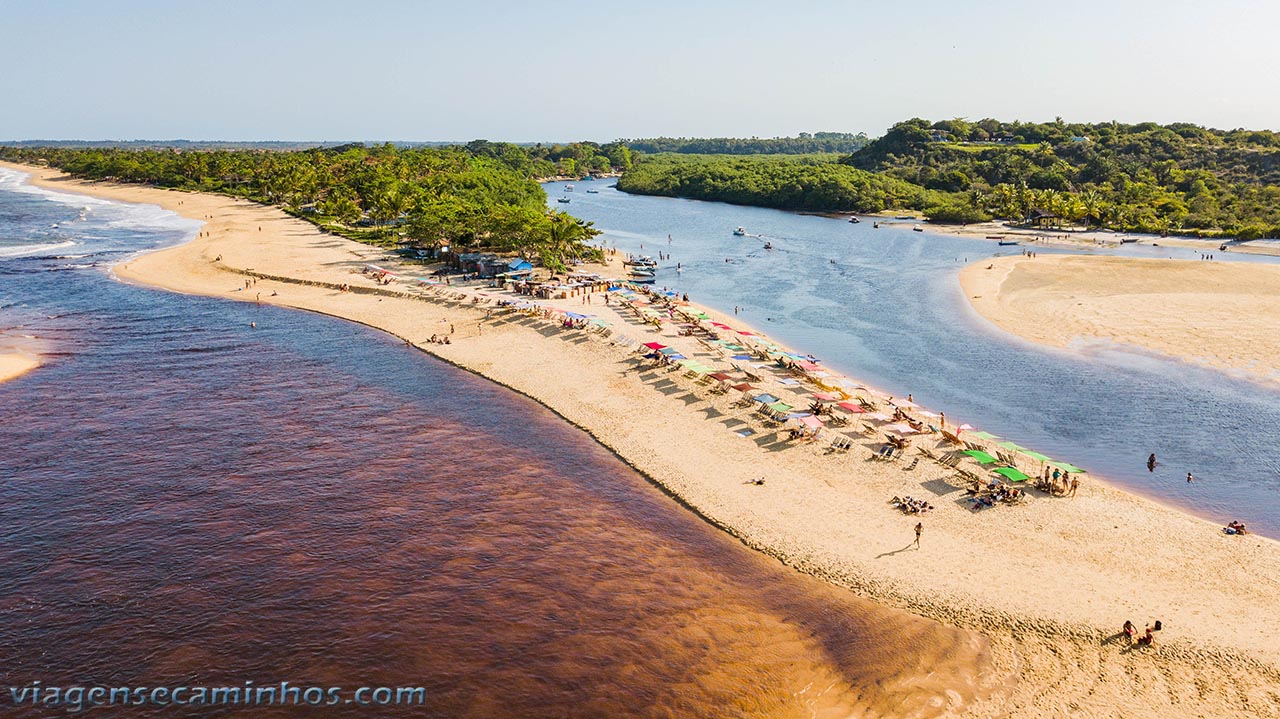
left=1069, top=477, right=1079, bottom=497
left=1123, top=620, right=1136, bottom=644
left=913, top=522, right=922, bottom=548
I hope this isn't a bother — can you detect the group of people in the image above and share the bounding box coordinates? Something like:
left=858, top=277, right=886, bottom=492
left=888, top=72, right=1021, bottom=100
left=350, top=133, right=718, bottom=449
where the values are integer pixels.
left=1224, top=520, right=1249, bottom=535
left=971, top=483, right=1024, bottom=509
left=890, top=495, right=934, bottom=514
left=1123, top=619, right=1163, bottom=647
left=1038, top=466, right=1079, bottom=497
left=426, top=334, right=452, bottom=345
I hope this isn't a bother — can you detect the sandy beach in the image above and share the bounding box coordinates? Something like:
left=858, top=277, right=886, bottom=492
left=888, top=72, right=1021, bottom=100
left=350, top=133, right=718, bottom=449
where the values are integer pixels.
left=0, top=353, right=38, bottom=384
left=960, top=255, right=1280, bottom=384
left=869, top=216, right=1280, bottom=257
left=6, top=161, right=1280, bottom=718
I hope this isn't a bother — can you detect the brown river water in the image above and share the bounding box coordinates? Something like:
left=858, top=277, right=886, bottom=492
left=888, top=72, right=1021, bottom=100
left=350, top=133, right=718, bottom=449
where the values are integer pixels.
left=0, top=237, right=1001, bottom=717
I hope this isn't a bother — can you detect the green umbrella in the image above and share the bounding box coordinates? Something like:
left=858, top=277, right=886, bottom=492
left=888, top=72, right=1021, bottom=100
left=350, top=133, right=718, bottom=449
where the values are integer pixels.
left=1050, top=461, right=1086, bottom=474
left=993, top=467, right=1030, bottom=482
left=766, top=401, right=794, bottom=413
left=1022, top=451, right=1053, bottom=462
left=971, top=431, right=1001, bottom=440
left=962, top=449, right=998, bottom=464
left=995, top=441, right=1024, bottom=451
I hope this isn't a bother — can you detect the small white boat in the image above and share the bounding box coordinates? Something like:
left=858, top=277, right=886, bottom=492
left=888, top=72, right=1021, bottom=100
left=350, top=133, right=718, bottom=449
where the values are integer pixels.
left=733, top=227, right=747, bottom=236
left=565, top=184, right=575, bottom=192
left=848, top=216, right=860, bottom=224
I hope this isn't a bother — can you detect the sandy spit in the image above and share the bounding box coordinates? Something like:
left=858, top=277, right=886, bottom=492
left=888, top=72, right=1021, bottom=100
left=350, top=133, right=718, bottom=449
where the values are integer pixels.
left=5, top=161, right=1280, bottom=718
left=960, top=254, right=1280, bottom=384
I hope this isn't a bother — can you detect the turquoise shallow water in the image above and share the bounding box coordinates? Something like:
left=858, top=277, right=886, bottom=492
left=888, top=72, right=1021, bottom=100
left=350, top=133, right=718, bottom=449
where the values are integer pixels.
left=550, top=180, right=1280, bottom=537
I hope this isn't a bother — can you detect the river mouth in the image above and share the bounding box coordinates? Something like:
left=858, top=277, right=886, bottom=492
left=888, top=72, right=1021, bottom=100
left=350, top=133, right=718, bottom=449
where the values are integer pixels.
left=0, top=172, right=1002, bottom=718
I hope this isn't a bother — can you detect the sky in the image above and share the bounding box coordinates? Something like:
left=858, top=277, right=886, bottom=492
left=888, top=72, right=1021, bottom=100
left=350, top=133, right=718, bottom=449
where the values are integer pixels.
left=2, top=0, right=1277, bottom=142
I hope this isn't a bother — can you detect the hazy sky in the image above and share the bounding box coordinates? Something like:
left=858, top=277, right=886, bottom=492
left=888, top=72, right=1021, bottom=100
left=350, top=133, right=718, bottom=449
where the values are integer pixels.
left=3, top=0, right=1277, bottom=141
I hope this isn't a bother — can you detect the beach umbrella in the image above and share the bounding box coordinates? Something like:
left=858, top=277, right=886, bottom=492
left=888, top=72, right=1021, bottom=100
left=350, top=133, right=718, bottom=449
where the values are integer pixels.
left=995, top=441, right=1025, bottom=451
left=731, top=383, right=756, bottom=392
left=752, top=393, right=780, bottom=404
left=1050, top=461, right=1086, bottom=474
left=1022, top=451, right=1052, bottom=462
left=917, top=410, right=941, bottom=419
left=709, top=372, right=733, bottom=381
left=865, top=412, right=893, bottom=422
left=642, top=342, right=667, bottom=350
left=665, top=353, right=686, bottom=360
left=658, top=347, right=681, bottom=355
left=993, top=467, right=1031, bottom=482
left=835, top=401, right=865, bottom=414
left=731, top=354, right=753, bottom=360
left=796, top=415, right=825, bottom=429
left=962, top=450, right=998, bottom=464
left=811, top=392, right=840, bottom=402
left=766, top=401, right=794, bottom=413
left=971, top=431, right=1001, bottom=440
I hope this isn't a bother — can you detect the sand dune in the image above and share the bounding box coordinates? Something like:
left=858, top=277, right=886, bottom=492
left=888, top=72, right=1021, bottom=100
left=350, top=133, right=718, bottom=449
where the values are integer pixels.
left=6, top=161, right=1280, bottom=718
left=961, top=255, right=1280, bottom=383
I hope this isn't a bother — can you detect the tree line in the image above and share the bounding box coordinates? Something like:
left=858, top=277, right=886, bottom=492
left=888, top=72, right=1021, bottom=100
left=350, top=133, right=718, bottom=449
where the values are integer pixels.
left=844, top=118, right=1280, bottom=237
left=0, top=143, right=606, bottom=271
left=616, top=153, right=937, bottom=213
left=626, top=132, right=870, bottom=155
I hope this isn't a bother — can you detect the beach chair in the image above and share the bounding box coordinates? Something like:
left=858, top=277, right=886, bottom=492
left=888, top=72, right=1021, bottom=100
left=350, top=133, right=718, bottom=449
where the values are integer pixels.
left=902, top=456, right=919, bottom=471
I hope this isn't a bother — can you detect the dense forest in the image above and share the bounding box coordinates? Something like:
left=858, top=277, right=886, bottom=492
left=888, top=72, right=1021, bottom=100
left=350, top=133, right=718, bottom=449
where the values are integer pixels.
left=616, top=153, right=938, bottom=213
left=842, top=118, right=1280, bottom=236
left=615, top=119, right=1280, bottom=238
left=626, top=132, right=870, bottom=155
left=0, top=143, right=609, bottom=270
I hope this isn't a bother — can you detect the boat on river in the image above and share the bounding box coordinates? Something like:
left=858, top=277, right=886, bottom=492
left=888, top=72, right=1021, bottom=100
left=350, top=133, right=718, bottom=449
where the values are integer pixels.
left=848, top=216, right=860, bottom=224
left=564, top=184, right=574, bottom=192
left=733, top=227, right=747, bottom=236
left=998, top=240, right=1020, bottom=246
left=586, top=189, right=599, bottom=194
left=912, top=226, right=924, bottom=232
left=557, top=197, right=571, bottom=203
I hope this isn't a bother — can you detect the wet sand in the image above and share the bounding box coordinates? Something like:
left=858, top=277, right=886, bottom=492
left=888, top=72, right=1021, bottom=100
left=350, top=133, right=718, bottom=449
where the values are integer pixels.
left=960, top=254, right=1280, bottom=384
left=0, top=353, right=38, bottom=383
left=7, top=161, right=1280, bottom=718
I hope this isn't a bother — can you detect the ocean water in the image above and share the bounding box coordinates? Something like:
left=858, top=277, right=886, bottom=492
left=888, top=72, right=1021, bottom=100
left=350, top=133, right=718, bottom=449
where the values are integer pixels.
left=0, top=169, right=998, bottom=716
left=551, top=181, right=1280, bottom=536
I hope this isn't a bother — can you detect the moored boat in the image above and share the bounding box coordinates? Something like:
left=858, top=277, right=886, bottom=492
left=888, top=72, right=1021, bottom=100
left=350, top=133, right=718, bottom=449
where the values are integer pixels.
left=557, top=197, right=571, bottom=203
left=733, top=227, right=747, bottom=236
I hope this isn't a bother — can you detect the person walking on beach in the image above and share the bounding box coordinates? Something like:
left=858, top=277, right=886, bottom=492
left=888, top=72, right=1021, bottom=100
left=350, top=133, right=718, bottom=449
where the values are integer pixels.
left=913, top=522, right=922, bottom=548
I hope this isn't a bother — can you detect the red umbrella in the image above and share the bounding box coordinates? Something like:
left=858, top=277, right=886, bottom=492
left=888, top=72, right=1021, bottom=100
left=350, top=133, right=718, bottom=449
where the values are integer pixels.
left=709, top=372, right=733, bottom=381
left=642, top=342, right=667, bottom=350
left=731, top=383, right=756, bottom=392
left=811, top=392, right=840, bottom=402
left=836, top=401, right=865, bottom=413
